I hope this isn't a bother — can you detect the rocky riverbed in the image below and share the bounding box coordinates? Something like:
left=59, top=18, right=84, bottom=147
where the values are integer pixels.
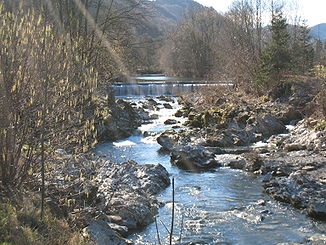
left=43, top=97, right=180, bottom=244
left=45, top=151, right=170, bottom=244
left=154, top=85, right=326, bottom=228
left=45, top=88, right=326, bottom=244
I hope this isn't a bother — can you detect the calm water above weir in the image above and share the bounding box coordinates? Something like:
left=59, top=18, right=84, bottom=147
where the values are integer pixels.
left=112, top=74, right=223, bottom=97
left=96, top=75, right=326, bottom=244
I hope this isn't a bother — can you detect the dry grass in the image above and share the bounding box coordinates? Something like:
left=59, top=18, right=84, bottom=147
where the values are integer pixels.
left=180, top=84, right=268, bottom=111
left=0, top=191, right=92, bottom=245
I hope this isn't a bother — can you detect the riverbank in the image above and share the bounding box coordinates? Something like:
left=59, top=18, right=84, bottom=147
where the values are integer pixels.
left=0, top=96, right=172, bottom=245
left=2, top=83, right=326, bottom=244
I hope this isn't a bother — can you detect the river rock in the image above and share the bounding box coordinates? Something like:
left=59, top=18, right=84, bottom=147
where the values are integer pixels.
left=243, top=152, right=263, bottom=172
left=170, top=145, right=221, bottom=170
left=164, top=119, right=178, bottom=125
left=280, top=120, right=326, bottom=151
left=284, top=143, right=306, bottom=152
left=203, top=114, right=285, bottom=148
left=248, top=115, right=286, bottom=138
left=278, top=107, right=302, bottom=124
left=134, top=106, right=151, bottom=121
left=163, top=103, right=173, bottom=109
left=157, top=95, right=174, bottom=102
left=147, top=98, right=158, bottom=106
left=227, top=160, right=246, bottom=169
left=259, top=151, right=326, bottom=218
left=84, top=220, right=131, bottom=245
left=97, top=160, right=170, bottom=230
left=307, top=201, right=326, bottom=221
left=97, top=99, right=142, bottom=142
left=157, top=130, right=179, bottom=151
left=107, top=223, right=129, bottom=237
left=174, top=109, right=184, bottom=117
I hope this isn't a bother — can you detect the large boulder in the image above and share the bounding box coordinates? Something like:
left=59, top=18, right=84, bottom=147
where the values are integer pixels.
left=84, top=220, right=131, bottom=245
left=279, top=119, right=326, bottom=151
left=97, top=99, right=142, bottom=142
left=248, top=114, right=286, bottom=138
left=261, top=152, right=326, bottom=219
left=97, top=161, right=170, bottom=230
left=170, top=145, right=222, bottom=170
left=157, top=130, right=179, bottom=151
left=307, top=201, right=326, bottom=221
left=164, top=119, right=178, bottom=125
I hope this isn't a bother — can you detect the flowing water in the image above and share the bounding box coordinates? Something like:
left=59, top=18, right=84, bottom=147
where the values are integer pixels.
left=95, top=75, right=326, bottom=244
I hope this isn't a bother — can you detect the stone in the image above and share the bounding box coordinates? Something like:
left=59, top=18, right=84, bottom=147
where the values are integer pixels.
left=147, top=98, right=158, bottom=106
left=157, top=130, right=178, bottom=151
left=307, top=201, right=326, bottom=221
left=163, top=103, right=173, bottom=109
left=164, top=119, right=178, bottom=125
left=84, top=220, right=130, bottom=245
left=157, top=96, right=174, bottom=102
left=150, top=114, right=159, bottom=120
left=97, top=161, right=170, bottom=230
left=306, top=234, right=326, bottom=243
left=97, top=99, right=142, bottom=142
left=107, top=223, right=129, bottom=237
left=175, top=109, right=184, bottom=117
left=250, top=115, right=286, bottom=138
left=284, top=143, right=306, bottom=152
left=228, top=160, right=246, bottom=169
left=170, top=145, right=221, bottom=170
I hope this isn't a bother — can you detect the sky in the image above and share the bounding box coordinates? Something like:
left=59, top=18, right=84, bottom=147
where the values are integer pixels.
left=195, top=0, right=326, bottom=27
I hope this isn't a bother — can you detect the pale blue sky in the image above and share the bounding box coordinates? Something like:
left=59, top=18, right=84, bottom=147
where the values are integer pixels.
left=196, top=0, right=326, bottom=26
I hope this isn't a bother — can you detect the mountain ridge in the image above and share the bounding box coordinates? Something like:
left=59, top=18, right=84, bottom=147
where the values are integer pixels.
left=310, top=23, right=326, bottom=41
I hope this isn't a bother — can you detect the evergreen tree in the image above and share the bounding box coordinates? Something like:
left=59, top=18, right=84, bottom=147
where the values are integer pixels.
left=291, top=22, right=314, bottom=74
left=257, top=8, right=291, bottom=88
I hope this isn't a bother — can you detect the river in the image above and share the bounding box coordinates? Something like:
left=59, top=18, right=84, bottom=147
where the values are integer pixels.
left=95, top=75, right=326, bottom=244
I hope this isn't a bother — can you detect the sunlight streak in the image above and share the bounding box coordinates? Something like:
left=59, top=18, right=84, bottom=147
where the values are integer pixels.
left=72, top=0, right=130, bottom=80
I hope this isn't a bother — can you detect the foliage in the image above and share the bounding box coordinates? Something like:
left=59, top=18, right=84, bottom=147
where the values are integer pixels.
left=314, top=65, right=326, bottom=79
left=159, top=0, right=320, bottom=95
left=0, top=4, right=98, bottom=187
left=312, top=65, right=326, bottom=117
left=315, top=40, right=326, bottom=66
left=290, top=22, right=314, bottom=74
left=315, top=120, right=326, bottom=131
left=256, top=8, right=291, bottom=89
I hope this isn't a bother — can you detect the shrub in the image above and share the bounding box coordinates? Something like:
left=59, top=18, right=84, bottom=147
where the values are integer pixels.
left=0, top=4, right=98, bottom=187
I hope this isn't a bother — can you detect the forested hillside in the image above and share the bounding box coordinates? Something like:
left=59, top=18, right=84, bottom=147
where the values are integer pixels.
left=310, top=23, right=326, bottom=41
